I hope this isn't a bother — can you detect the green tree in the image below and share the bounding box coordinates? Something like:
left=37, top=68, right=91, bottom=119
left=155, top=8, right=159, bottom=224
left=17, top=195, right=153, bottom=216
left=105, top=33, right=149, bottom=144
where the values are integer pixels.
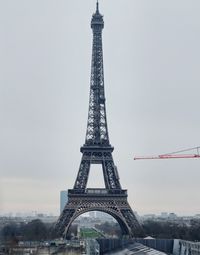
left=22, top=219, right=48, bottom=241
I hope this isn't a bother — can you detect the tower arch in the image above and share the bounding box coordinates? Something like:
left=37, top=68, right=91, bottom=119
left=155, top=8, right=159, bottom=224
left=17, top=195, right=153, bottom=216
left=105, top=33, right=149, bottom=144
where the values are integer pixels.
left=65, top=208, right=130, bottom=238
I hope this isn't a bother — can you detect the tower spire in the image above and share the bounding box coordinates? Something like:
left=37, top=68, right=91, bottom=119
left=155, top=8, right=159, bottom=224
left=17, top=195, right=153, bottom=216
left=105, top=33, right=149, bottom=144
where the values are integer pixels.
left=96, top=0, right=99, bottom=13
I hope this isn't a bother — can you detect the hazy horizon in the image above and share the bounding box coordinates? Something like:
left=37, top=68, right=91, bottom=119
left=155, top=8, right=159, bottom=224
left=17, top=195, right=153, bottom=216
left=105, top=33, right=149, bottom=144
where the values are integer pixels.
left=0, top=210, right=199, bottom=218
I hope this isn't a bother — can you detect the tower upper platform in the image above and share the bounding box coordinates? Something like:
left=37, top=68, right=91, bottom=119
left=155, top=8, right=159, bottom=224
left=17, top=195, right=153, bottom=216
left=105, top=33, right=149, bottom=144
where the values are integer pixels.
left=91, top=1, right=104, bottom=29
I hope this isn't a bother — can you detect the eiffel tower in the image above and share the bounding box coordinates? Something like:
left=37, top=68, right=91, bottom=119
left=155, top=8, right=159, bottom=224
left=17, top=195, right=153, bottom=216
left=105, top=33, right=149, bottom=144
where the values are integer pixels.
left=54, top=1, right=144, bottom=238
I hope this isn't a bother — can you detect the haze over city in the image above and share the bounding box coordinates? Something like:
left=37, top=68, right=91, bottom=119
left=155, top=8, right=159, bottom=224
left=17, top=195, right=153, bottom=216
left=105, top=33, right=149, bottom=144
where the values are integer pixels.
left=0, top=0, right=200, bottom=216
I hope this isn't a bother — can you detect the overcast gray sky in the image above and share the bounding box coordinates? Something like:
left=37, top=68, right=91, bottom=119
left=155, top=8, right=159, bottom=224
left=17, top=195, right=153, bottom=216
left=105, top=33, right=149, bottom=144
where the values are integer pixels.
left=0, top=0, right=200, bottom=216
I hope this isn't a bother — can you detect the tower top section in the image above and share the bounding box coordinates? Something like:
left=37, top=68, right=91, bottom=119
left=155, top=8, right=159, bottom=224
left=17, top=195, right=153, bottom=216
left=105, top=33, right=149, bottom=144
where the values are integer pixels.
left=91, top=0, right=104, bottom=29
left=83, top=0, right=110, bottom=147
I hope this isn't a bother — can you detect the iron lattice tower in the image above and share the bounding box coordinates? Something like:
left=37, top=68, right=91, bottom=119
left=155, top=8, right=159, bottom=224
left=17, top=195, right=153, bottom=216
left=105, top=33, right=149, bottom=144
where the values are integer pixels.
left=54, top=2, right=144, bottom=238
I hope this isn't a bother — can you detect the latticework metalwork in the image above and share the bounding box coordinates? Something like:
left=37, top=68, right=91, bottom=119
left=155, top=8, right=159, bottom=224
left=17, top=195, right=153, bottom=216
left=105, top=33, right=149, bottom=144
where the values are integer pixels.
left=54, top=2, right=144, bottom=239
left=55, top=190, right=144, bottom=238
left=86, top=2, right=108, bottom=146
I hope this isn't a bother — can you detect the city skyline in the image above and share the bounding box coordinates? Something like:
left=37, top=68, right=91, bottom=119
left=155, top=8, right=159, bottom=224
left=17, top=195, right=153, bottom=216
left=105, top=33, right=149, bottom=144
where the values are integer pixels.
left=1, top=209, right=200, bottom=218
left=1, top=0, right=200, bottom=216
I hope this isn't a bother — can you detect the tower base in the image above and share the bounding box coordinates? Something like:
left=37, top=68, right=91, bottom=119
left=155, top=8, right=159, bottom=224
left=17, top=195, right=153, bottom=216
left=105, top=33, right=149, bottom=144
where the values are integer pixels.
left=55, top=189, right=144, bottom=238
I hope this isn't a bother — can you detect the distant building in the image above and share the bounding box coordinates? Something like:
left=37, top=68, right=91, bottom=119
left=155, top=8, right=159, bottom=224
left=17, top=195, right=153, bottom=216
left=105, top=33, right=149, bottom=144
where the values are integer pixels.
left=37, top=213, right=44, bottom=218
left=60, top=190, right=68, bottom=214
left=168, top=213, right=177, bottom=219
left=143, top=214, right=156, bottom=219
left=89, top=211, right=96, bottom=218
left=160, top=212, right=168, bottom=218
left=95, top=211, right=114, bottom=222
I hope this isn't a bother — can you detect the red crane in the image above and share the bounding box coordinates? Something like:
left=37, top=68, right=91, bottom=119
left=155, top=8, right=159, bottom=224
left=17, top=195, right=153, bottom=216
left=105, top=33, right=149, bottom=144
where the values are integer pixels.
left=134, top=146, right=200, bottom=160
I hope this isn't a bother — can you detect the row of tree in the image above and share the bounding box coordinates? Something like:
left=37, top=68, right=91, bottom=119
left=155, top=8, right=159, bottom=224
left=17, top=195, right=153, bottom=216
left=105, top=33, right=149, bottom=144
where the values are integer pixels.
left=0, top=219, right=52, bottom=243
left=95, top=219, right=200, bottom=241
left=143, top=219, right=200, bottom=241
left=1, top=219, right=200, bottom=243
left=95, top=222, right=121, bottom=237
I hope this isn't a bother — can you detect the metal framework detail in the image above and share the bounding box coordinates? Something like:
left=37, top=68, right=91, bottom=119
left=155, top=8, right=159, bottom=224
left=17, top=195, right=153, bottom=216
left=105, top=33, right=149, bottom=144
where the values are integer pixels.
left=55, top=194, right=143, bottom=238
left=54, top=2, right=144, bottom=239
